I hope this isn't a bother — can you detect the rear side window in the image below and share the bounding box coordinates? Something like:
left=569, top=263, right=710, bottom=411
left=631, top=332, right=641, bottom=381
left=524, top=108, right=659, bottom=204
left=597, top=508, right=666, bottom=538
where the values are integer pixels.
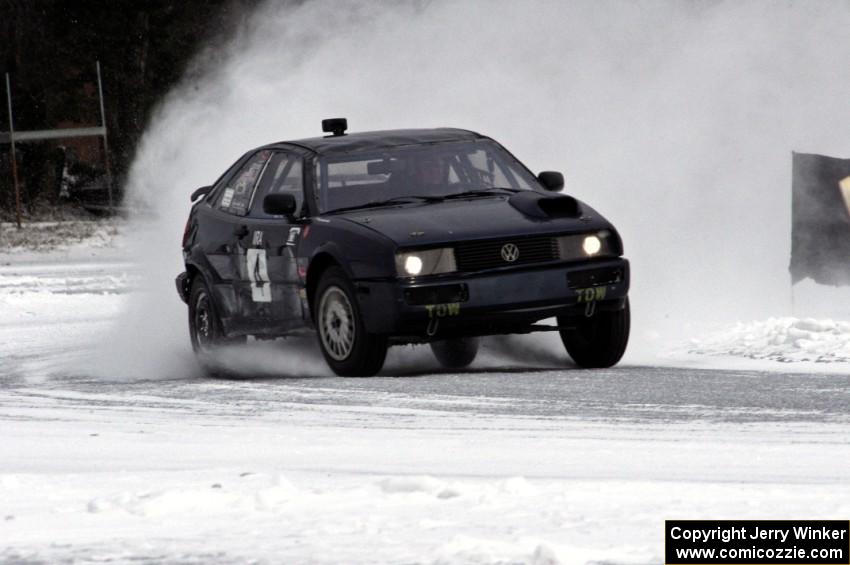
left=216, top=150, right=271, bottom=216
left=250, top=152, right=304, bottom=218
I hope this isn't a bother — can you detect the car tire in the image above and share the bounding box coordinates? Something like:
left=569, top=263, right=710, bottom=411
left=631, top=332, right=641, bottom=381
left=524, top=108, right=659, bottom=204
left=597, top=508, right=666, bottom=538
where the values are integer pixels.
left=558, top=298, right=630, bottom=368
left=430, top=337, right=479, bottom=369
left=188, top=276, right=245, bottom=372
left=315, top=266, right=388, bottom=377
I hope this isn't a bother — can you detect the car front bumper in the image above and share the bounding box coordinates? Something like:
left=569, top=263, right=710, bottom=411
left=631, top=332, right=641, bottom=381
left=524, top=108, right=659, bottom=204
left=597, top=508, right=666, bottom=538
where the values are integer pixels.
left=355, top=258, right=630, bottom=340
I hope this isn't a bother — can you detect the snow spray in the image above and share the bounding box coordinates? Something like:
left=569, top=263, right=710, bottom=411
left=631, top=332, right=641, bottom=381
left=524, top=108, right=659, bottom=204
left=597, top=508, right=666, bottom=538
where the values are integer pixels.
left=91, top=0, right=850, bottom=377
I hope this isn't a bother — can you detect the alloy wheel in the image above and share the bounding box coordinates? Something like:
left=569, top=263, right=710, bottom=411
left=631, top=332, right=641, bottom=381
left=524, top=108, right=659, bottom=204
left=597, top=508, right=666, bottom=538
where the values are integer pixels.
left=318, top=285, right=356, bottom=361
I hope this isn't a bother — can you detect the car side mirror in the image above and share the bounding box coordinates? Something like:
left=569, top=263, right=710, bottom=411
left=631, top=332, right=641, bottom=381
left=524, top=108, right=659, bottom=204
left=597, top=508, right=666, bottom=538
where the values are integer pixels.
left=190, top=185, right=212, bottom=202
left=537, top=171, right=564, bottom=191
left=263, top=193, right=297, bottom=216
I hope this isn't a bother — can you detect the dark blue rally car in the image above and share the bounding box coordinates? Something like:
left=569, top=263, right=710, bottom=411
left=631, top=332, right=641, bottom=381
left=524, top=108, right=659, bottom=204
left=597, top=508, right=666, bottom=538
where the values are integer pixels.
left=176, top=119, right=630, bottom=376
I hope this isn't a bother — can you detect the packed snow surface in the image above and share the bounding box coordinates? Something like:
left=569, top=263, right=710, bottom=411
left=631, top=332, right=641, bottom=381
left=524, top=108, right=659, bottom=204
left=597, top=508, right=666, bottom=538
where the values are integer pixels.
left=1, top=231, right=849, bottom=564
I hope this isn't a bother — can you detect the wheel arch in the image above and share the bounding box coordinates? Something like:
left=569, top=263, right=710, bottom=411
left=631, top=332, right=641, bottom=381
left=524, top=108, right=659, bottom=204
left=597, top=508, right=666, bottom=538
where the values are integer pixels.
left=306, top=251, right=345, bottom=315
left=185, top=263, right=202, bottom=283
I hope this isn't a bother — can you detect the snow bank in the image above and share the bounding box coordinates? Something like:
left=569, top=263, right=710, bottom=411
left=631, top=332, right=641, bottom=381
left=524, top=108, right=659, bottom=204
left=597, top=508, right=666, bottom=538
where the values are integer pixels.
left=0, top=220, right=124, bottom=257
left=684, top=317, right=850, bottom=364
left=658, top=282, right=850, bottom=369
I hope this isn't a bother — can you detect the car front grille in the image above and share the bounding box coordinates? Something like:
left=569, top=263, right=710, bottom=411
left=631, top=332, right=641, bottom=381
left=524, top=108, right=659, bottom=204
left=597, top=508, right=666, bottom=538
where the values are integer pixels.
left=454, top=235, right=560, bottom=272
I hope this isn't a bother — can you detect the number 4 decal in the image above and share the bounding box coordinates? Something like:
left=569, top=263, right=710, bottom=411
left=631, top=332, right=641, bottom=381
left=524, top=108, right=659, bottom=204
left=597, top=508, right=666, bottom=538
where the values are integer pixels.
left=246, top=249, right=271, bottom=302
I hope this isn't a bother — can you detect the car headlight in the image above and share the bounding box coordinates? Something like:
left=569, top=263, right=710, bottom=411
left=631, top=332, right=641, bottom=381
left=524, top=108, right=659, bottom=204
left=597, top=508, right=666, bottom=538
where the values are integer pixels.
left=582, top=235, right=602, bottom=255
left=557, top=230, right=620, bottom=260
left=395, top=248, right=457, bottom=277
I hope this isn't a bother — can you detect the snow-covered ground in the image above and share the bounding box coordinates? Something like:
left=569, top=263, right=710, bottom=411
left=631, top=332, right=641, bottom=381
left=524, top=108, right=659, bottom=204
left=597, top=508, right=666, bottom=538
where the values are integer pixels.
left=1, top=226, right=849, bottom=564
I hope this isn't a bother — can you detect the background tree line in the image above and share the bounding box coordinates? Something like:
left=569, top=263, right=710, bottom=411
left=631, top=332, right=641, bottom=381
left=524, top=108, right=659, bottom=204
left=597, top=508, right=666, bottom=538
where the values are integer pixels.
left=0, top=0, right=260, bottom=220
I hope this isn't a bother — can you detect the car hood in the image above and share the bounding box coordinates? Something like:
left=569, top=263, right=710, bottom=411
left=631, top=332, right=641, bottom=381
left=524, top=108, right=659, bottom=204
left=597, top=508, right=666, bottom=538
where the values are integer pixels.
left=335, top=194, right=616, bottom=248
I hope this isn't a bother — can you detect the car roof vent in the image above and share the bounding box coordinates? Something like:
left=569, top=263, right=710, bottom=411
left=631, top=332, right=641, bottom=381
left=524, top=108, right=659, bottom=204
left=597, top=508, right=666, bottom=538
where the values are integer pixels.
left=322, top=118, right=348, bottom=137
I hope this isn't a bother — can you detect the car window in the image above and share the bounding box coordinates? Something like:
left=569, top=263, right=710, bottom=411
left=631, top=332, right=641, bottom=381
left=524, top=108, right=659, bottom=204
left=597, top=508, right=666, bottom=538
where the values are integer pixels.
left=205, top=157, right=244, bottom=203
left=216, top=150, right=271, bottom=216
left=327, top=160, right=388, bottom=188
left=250, top=152, right=304, bottom=218
left=462, top=148, right=526, bottom=190
left=316, top=139, right=540, bottom=213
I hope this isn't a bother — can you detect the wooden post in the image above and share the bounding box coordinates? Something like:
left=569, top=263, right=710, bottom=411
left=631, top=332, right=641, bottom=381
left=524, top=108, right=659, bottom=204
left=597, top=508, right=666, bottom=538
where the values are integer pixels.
left=5, top=73, right=22, bottom=229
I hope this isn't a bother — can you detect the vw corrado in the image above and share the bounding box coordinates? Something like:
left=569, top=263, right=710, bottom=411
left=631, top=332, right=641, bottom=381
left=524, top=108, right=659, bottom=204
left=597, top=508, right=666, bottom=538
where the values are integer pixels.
left=176, top=119, right=630, bottom=376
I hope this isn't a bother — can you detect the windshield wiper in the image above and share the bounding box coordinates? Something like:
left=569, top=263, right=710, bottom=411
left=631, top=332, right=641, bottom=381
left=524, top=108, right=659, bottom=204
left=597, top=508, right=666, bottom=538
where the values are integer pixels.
left=325, top=189, right=519, bottom=214
left=442, top=187, right=520, bottom=199
left=324, top=195, right=444, bottom=215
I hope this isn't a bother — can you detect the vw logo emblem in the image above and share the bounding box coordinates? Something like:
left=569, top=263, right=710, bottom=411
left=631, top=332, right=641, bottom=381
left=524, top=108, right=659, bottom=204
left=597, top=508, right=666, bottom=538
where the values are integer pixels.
left=501, top=243, right=519, bottom=262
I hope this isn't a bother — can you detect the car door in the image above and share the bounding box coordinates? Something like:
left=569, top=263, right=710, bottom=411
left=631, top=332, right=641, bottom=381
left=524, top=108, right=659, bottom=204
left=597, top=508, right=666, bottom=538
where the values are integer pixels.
left=235, top=151, right=308, bottom=335
left=190, top=150, right=271, bottom=334
left=200, top=149, right=273, bottom=334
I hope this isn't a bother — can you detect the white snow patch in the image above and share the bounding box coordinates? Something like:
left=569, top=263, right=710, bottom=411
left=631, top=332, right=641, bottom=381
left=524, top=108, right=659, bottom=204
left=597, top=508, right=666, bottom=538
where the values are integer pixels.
left=253, top=475, right=301, bottom=511
left=377, top=475, right=461, bottom=499
left=87, top=487, right=252, bottom=517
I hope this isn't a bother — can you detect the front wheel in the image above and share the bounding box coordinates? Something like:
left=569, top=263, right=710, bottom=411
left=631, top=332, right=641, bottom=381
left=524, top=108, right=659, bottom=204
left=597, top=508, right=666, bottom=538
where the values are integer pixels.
left=430, top=337, right=479, bottom=369
left=558, top=299, right=630, bottom=368
left=315, top=267, right=388, bottom=376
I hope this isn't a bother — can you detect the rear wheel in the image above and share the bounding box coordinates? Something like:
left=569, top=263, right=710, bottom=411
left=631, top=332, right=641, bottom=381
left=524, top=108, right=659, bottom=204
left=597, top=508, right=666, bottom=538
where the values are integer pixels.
left=188, top=276, right=244, bottom=372
left=315, top=267, right=388, bottom=376
left=558, top=299, right=630, bottom=368
left=189, top=277, right=223, bottom=354
left=430, top=337, right=479, bottom=369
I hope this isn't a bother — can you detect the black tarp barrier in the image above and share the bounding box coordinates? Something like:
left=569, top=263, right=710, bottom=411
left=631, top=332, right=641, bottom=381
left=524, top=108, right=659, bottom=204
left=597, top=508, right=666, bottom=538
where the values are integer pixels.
left=790, top=152, right=850, bottom=285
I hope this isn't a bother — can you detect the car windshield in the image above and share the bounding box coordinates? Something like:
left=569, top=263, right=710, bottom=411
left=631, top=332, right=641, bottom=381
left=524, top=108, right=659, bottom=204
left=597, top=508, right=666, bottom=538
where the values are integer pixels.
left=316, top=139, right=542, bottom=214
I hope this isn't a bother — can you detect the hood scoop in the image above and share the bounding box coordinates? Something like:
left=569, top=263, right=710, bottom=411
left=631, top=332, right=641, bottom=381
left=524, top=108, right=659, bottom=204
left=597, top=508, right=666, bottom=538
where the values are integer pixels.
left=509, top=191, right=581, bottom=219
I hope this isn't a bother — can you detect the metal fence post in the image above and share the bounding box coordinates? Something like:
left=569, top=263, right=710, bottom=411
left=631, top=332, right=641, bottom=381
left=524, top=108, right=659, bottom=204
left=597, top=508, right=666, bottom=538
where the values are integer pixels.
left=5, top=73, right=22, bottom=229
left=96, top=60, right=114, bottom=210
left=1, top=65, right=111, bottom=219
